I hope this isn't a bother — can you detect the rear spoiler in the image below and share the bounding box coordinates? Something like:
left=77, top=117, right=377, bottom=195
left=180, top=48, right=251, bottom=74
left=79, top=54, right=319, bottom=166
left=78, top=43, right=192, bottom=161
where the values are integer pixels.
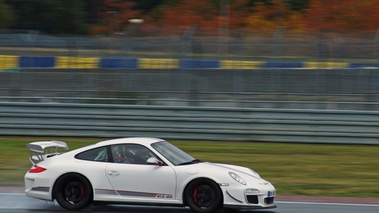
left=27, top=141, right=68, bottom=164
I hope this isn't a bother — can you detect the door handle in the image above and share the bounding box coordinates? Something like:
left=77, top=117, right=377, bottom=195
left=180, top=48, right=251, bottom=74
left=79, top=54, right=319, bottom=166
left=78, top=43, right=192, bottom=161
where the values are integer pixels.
left=108, top=170, right=120, bottom=176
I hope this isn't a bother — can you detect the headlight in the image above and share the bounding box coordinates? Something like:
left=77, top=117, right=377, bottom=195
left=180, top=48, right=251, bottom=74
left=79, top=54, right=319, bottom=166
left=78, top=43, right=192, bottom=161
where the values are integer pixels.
left=245, top=188, right=260, bottom=194
left=228, top=172, right=246, bottom=185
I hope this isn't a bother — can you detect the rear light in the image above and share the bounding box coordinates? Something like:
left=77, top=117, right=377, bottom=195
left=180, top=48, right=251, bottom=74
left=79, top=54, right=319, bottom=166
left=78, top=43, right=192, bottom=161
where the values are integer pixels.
left=29, top=165, right=46, bottom=173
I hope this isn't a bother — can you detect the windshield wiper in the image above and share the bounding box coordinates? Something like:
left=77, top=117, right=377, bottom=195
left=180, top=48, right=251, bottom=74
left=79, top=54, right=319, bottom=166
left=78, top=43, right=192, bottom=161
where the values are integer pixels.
left=178, top=159, right=203, bottom=166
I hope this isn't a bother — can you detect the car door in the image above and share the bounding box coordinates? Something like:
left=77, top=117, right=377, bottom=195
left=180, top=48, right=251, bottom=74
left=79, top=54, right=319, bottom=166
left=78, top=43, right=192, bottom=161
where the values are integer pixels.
left=106, top=144, right=177, bottom=202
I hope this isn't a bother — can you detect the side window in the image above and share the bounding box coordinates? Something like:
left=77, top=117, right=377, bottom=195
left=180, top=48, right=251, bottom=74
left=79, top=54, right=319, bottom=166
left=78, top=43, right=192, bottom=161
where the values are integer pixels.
left=111, top=144, right=157, bottom=165
left=76, top=147, right=109, bottom=162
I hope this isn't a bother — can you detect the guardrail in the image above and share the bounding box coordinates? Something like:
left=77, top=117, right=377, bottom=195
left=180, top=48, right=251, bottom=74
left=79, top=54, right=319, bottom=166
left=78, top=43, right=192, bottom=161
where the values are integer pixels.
left=1, top=96, right=379, bottom=111
left=1, top=102, right=378, bottom=145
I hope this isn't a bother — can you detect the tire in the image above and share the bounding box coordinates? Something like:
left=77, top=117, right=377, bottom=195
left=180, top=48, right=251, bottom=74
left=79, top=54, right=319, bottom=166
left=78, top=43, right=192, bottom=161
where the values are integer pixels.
left=184, top=178, right=223, bottom=213
left=53, top=173, right=93, bottom=210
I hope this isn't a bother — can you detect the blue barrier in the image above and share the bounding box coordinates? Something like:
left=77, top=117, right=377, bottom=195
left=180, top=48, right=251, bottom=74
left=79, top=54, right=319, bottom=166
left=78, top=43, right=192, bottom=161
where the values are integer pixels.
left=264, top=61, right=304, bottom=68
left=349, top=63, right=379, bottom=68
left=20, top=56, right=55, bottom=68
left=180, top=59, right=219, bottom=69
left=100, top=58, right=138, bottom=69
left=9, top=55, right=379, bottom=69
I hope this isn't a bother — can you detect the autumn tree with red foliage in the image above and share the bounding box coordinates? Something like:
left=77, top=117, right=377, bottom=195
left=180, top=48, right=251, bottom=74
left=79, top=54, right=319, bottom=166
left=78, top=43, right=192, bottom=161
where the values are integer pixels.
left=242, top=0, right=303, bottom=31
left=304, top=0, right=379, bottom=31
left=91, top=0, right=141, bottom=34
left=90, top=0, right=379, bottom=34
left=149, top=0, right=220, bottom=30
left=148, top=0, right=306, bottom=31
left=234, top=0, right=379, bottom=32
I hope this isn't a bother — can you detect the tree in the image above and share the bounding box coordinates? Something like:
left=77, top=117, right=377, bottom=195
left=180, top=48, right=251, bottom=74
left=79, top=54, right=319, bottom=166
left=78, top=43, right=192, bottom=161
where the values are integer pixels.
left=245, top=0, right=305, bottom=30
left=132, top=0, right=164, bottom=11
left=304, top=0, right=379, bottom=31
left=287, top=0, right=310, bottom=11
left=0, top=0, right=15, bottom=29
left=148, top=0, right=219, bottom=29
left=6, top=0, right=88, bottom=34
left=227, top=0, right=252, bottom=28
left=92, top=0, right=141, bottom=34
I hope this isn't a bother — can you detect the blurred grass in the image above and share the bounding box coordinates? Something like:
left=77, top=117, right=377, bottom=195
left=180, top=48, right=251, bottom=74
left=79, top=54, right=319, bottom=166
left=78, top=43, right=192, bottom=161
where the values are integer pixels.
left=1, top=136, right=378, bottom=198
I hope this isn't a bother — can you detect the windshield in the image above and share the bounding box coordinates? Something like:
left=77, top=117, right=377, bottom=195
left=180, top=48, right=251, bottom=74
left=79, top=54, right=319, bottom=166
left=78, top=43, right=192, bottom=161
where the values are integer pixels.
left=151, top=141, right=199, bottom=166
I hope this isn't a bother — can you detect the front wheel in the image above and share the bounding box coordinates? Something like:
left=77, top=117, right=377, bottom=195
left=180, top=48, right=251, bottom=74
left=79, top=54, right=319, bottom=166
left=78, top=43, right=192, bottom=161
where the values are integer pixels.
left=184, top=179, right=223, bottom=213
left=53, top=174, right=93, bottom=210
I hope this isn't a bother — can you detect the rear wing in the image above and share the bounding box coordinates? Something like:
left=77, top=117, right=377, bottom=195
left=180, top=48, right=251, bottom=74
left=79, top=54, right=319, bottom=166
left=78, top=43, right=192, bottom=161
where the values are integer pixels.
left=27, top=141, right=68, bottom=164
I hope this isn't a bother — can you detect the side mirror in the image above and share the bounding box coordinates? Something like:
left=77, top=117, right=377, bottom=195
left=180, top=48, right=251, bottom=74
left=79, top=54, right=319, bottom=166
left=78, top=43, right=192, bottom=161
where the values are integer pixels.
left=147, top=157, right=164, bottom=166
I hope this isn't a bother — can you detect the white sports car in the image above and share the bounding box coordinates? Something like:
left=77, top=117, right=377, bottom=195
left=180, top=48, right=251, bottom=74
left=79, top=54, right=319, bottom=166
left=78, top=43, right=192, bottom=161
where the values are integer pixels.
left=25, top=137, right=276, bottom=212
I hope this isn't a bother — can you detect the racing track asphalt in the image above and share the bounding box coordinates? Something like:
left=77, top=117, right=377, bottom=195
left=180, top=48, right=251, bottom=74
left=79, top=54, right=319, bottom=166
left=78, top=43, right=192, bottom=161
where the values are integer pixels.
left=1, top=186, right=379, bottom=213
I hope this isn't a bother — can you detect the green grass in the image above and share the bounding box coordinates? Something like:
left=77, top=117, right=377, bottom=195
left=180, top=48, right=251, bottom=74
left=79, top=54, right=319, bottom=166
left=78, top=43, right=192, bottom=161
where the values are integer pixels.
left=1, top=137, right=378, bottom=198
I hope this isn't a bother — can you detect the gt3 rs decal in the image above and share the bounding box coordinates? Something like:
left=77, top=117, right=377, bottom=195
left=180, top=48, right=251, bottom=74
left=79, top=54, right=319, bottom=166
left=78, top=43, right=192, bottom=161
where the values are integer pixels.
left=155, top=194, right=173, bottom=199
left=96, top=189, right=172, bottom=199
left=117, top=190, right=157, bottom=197
left=117, top=190, right=173, bottom=199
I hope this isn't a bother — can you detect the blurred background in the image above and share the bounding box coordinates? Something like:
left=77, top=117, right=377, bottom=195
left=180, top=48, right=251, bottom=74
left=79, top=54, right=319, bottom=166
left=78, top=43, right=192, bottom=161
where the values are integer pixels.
left=1, top=0, right=379, bottom=110
left=1, top=0, right=379, bottom=197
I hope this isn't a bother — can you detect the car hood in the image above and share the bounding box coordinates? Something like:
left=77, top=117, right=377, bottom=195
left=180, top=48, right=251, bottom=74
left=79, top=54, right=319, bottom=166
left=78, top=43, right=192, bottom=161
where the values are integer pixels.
left=188, top=162, right=263, bottom=180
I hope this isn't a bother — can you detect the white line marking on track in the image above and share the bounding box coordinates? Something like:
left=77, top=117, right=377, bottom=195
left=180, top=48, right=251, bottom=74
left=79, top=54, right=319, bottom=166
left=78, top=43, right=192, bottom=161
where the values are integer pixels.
left=0, top=193, right=25, bottom=195
left=1, top=193, right=379, bottom=208
left=276, top=201, right=379, bottom=207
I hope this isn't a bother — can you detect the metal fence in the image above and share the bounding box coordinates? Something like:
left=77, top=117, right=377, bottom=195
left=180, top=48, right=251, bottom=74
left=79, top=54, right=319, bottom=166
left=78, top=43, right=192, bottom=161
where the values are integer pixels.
left=1, top=69, right=379, bottom=110
left=2, top=27, right=379, bottom=110
left=1, top=27, right=379, bottom=61
left=1, top=102, right=378, bottom=144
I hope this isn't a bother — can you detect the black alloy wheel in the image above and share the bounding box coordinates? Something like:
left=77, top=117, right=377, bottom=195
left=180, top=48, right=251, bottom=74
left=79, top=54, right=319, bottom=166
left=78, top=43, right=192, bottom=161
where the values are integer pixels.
left=54, top=174, right=93, bottom=210
left=184, top=179, right=222, bottom=213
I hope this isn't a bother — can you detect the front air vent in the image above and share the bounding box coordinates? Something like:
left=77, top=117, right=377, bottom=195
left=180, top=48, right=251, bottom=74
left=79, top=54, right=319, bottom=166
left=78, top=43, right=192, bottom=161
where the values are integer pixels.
left=246, top=195, right=258, bottom=204
left=265, top=197, right=275, bottom=204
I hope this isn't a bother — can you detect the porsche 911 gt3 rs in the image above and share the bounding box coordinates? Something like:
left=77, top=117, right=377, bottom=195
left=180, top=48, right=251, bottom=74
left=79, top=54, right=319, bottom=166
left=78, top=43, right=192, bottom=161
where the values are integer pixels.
left=25, top=137, right=276, bottom=212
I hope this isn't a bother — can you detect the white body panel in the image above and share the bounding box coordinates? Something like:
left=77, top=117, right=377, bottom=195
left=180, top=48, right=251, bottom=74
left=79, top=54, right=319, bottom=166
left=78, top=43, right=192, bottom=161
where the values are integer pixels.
left=104, top=163, right=178, bottom=203
left=25, top=137, right=276, bottom=210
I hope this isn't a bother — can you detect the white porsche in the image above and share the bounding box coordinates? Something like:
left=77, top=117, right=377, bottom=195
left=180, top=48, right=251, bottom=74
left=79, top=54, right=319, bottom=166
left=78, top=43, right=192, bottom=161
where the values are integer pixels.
left=25, top=137, right=276, bottom=212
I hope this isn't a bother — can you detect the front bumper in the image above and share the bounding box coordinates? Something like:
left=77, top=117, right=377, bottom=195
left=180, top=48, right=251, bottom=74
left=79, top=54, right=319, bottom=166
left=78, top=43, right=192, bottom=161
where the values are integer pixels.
left=220, top=183, right=277, bottom=209
left=224, top=204, right=277, bottom=210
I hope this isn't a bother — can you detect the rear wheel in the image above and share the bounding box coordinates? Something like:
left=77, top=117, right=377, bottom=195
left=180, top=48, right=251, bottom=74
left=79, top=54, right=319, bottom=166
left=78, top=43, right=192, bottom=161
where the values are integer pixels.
left=184, top=179, right=222, bottom=213
left=54, top=174, right=93, bottom=210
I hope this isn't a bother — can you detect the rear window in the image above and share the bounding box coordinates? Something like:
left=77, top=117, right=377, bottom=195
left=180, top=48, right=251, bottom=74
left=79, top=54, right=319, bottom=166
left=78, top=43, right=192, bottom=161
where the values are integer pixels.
left=75, top=146, right=109, bottom=162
